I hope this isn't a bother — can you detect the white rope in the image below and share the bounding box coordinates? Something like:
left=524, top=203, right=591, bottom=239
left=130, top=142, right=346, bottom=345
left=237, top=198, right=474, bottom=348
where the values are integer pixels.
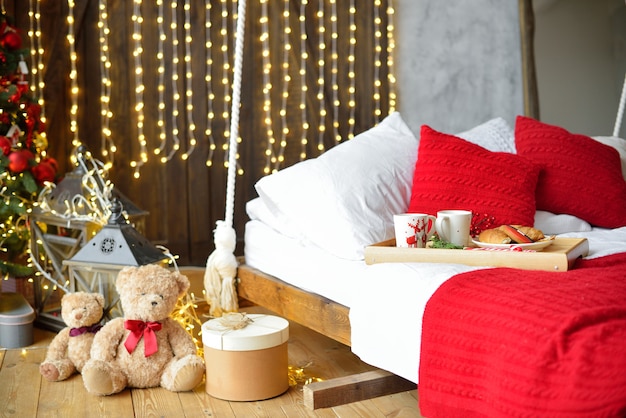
left=224, top=0, right=247, bottom=228
left=204, top=0, right=246, bottom=317
left=613, top=72, right=626, bottom=137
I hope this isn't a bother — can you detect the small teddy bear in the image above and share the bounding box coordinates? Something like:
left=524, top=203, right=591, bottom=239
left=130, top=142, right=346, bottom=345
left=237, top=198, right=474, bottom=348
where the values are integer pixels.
left=81, top=264, right=205, bottom=396
left=39, top=291, right=105, bottom=382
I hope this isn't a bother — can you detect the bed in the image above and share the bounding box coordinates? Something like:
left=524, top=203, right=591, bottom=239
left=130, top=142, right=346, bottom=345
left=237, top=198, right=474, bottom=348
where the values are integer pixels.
left=237, top=112, right=626, bottom=415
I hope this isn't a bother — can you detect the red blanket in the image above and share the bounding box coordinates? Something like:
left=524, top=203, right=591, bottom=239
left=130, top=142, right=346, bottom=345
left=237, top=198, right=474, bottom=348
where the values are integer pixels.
left=419, top=252, right=626, bottom=418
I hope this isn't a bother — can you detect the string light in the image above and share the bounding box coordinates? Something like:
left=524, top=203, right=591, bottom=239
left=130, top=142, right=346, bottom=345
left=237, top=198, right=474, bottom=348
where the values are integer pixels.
left=220, top=0, right=232, bottom=169
left=329, top=0, right=340, bottom=144
left=97, top=0, right=115, bottom=163
left=169, top=1, right=182, bottom=163
left=260, top=0, right=274, bottom=174
left=154, top=0, right=172, bottom=162
left=316, top=0, right=326, bottom=153
left=65, top=1, right=397, bottom=178
left=181, top=0, right=197, bottom=160
left=387, top=1, right=397, bottom=112
left=347, top=1, right=356, bottom=139
left=66, top=0, right=80, bottom=147
left=129, top=0, right=147, bottom=178
left=298, top=0, right=309, bottom=160
left=373, top=0, right=383, bottom=120
left=28, top=0, right=46, bottom=118
left=205, top=0, right=216, bottom=167
left=273, top=0, right=291, bottom=171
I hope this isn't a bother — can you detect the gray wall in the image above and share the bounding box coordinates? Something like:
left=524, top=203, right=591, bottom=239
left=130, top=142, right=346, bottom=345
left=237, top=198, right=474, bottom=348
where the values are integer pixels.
left=534, top=0, right=626, bottom=137
left=395, top=0, right=525, bottom=136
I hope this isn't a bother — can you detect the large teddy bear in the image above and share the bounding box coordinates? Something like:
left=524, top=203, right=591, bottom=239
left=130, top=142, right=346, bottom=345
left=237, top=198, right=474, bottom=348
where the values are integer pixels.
left=39, top=291, right=105, bottom=381
left=81, top=264, right=205, bottom=395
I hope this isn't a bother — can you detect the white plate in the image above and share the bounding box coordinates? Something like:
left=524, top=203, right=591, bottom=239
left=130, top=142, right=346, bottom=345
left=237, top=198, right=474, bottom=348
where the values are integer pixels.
left=471, top=236, right=555, bottom=251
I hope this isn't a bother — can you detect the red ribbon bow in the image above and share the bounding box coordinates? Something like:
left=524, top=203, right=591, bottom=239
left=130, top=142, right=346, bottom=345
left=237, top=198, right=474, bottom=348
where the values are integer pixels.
left=124, top=320, right=162, bottom=357
left=69, top=324, right=102, bottom=337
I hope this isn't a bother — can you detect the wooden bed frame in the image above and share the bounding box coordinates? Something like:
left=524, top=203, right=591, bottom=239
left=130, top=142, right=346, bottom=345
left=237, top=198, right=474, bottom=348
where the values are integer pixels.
left=236, top=262, right=416, bottom=409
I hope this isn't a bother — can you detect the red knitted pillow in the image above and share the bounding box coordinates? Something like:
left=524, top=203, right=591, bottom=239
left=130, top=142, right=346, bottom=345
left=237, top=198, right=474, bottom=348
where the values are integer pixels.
left=515, top=116, right=626, bottom=228
left=408, top=125, right=540, bottom=228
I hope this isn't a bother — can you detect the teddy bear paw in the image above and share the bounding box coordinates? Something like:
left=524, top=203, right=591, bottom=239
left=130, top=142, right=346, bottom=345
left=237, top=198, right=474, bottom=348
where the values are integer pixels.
left=82, top=360, right=125, bottom=396
left=163, top=355, right=205, bottom=392
left=39, top=362, right=61, bottom=382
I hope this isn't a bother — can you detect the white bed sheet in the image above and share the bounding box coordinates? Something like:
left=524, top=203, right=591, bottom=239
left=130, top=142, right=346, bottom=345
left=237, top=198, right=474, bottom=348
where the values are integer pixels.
left=244, top=219, right=626, bottom=384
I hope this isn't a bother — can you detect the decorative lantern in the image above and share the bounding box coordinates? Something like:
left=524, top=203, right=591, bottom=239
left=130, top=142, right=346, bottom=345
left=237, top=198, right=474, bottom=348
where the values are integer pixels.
left=63, top=199, right=168, bottom=321
left=29, top=147, right=148, bottom=330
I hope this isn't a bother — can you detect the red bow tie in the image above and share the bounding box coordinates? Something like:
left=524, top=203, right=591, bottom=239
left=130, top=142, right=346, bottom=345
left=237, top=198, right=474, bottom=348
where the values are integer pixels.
left=124, top=320, right=162, bottom=357
left=69, top=324, right=102, bottom=337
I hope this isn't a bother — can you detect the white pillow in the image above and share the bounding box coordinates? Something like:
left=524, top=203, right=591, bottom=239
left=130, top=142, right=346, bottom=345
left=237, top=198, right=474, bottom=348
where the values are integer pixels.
left=254, top=112, right=418, bottom=260
left=534, top=210, right=592, bottom=235
left=456, top=117, right=516, bottom=153
left=245, top=197, right=300, bottom=239
left=593, top=136, right=626, bottom=181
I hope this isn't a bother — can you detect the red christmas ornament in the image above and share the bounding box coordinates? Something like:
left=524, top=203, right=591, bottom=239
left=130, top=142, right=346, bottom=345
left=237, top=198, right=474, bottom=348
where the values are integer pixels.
left=0, top=136, right=10, bottom=155
left=8, top=149, right=33, bottom=173
left=32, top=160, right=57, bottom=184
left=1, top=31, right=22, bottom=50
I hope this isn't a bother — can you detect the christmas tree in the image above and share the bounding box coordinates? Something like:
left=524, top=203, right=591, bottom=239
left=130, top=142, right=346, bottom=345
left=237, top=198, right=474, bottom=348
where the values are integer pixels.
left=0, top=12, right=57, bottom=277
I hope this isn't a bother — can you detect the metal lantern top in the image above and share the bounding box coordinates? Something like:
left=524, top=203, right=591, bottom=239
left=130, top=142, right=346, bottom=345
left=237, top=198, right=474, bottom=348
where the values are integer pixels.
left=68, top=198, right=167, bottom=267
left=32, top=145, right=148, bottom=223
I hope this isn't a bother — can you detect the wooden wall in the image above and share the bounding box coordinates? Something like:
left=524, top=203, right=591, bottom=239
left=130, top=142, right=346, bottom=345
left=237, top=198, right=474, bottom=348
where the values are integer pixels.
left=5, top=1, right=394, bottom=265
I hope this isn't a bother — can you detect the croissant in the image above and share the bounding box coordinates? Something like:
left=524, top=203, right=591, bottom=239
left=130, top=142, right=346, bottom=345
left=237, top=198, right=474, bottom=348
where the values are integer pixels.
left=478, top=228, right=511, bottom=244
left=499, top=225, right=545, bottom=243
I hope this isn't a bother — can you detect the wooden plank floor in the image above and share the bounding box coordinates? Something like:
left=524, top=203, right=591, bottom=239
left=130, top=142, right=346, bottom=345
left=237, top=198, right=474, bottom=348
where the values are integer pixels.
left=0, top=306, right=423, bottom=417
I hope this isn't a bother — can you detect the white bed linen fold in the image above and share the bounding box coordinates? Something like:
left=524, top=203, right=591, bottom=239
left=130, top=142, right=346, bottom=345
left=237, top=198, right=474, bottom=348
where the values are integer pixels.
left=244, top=220, right=626, bottom=384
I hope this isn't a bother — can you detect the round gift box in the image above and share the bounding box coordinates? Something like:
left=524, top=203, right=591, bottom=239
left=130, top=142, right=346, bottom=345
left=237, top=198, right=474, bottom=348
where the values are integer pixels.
left=202, top=313, right=289, bottom=401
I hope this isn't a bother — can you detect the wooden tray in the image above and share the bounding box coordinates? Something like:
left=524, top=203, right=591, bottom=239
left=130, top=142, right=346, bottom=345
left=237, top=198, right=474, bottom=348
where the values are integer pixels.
left=364, top=238, right=589, bottom=272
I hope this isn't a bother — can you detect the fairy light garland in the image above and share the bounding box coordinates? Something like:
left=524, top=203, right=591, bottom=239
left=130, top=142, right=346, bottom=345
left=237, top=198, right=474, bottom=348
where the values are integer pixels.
left=130, top=0, right=147, bottom=178
left=97, top=0, right=115, bottom=163
left=80, top=1, right=396, bottom=177
left=386, top=1, right=397, bottom=112
left=373, top=0, right=383, bottom=121
left=28, top=0, right=45, bottom=118
left=66, top=0, right=80, bottom=147
left=347, top=1, right=356, bottom=139
left=273, top=0, right=291, bottom=170
left=316, top=0, right=326, bottom=153
left=204, top=1, right=216, bottom=167
left=220, top=0, right=232, bottom=169
left=181, top=0, right=197, bottom=160
left=260, top=0, right=274, bottom=174
left=298, top=0, right=309, bottom=160
left=169, top=1, right=183, bottom=163
left=329, top=0, right=340, bottom=144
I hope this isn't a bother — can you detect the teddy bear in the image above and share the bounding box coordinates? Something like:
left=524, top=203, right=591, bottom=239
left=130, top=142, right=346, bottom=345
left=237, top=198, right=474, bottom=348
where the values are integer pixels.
left=81, top=264, right=205, bottom=396
left=39, top=291, right=105, bottom=382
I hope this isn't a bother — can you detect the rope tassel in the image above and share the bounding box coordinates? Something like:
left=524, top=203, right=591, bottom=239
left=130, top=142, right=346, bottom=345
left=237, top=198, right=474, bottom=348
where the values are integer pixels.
left=204, top=0, right=246, bottom=316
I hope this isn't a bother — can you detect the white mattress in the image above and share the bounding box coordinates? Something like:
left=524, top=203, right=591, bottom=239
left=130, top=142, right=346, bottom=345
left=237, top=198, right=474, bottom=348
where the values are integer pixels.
left=244, top=219, right=626, bottom=383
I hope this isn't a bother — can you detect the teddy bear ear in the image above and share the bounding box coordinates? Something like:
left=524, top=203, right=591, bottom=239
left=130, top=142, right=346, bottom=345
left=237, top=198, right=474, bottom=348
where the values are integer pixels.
left=115, top=266, right=137, bottom=293
left=94, top=293, right=105, bottom=308
left=174, top=271, right=191, bottom=297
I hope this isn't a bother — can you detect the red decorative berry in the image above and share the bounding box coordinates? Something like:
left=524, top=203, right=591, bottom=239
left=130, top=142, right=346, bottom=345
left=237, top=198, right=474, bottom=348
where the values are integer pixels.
left=470, top=213, right=496, bottom=236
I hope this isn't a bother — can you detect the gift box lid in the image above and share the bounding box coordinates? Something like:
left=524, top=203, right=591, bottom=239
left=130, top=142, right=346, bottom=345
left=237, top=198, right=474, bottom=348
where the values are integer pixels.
left=202, top=313, right=289, bottom=351
left=0, top=292, right=35, bottom=326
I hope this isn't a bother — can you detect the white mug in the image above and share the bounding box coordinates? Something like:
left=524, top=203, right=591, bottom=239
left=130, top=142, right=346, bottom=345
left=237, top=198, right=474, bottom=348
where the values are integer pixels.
left=393, top=213, right=436, bottom=248
left=435, top=210, right=472, bottom=247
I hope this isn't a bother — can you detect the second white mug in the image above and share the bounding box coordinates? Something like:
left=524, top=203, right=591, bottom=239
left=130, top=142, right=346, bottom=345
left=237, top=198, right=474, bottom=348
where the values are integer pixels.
left=435, top=210, right=472, bottom=247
